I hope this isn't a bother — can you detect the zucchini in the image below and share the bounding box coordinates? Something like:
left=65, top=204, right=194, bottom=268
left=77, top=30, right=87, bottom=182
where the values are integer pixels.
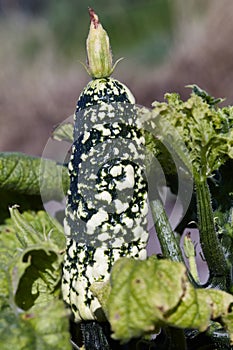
left=62, top=9, right=148, bottom=322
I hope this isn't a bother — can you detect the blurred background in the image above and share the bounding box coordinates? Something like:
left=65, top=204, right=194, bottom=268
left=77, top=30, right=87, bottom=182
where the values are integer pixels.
left=0, top=0, right=233, bottom=155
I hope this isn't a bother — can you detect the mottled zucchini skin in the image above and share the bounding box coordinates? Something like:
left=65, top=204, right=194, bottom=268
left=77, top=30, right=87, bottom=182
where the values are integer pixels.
left=62, top=77, right=149, bottom=321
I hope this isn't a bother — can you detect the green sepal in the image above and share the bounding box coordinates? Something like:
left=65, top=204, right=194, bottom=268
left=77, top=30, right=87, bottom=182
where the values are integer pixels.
left=86, top=8, right=114, bottom=78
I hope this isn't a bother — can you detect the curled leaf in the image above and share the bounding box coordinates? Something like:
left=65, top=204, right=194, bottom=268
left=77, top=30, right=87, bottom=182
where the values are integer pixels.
left=94, top=256, right=233, bottom=343
left=0, top=208, right=69, bottom=349
left=14, top=246, right=61, bottom=310
left=0, top=208, right=65, bottom=309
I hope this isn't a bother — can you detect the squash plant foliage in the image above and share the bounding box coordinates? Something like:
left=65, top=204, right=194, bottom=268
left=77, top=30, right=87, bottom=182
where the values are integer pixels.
left=1, top=9, right=233, bottom=350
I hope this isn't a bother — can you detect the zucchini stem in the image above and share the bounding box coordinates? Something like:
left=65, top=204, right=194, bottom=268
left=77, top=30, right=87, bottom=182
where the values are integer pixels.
left=150, top=199, right=183, bottom=262
left=81, top=321, right=111, bottom=350
left=165, top=326, right=187, bottom=350
left=195, top=179, right=230, bottom=290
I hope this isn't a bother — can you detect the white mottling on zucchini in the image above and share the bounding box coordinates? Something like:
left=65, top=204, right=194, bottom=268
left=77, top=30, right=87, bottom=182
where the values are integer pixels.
left=62, top=77, right=148, bottom=322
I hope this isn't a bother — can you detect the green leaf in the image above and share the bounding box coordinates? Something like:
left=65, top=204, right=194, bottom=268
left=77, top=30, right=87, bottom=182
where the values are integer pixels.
left=215, top=208, right=233, bottom=265
left=0, top=300, right=71, bottom=350
left=0, top=252, right=14, bottom=310
left=52, top=122, right=74, bottom=143
left=2, top=206, right=66, bottom=250
left=222, top=310, right=233, bottom=345
left=98, top=256, right=187, bottom=341
left=0, top=207, right=65, bottom=309
left=95, top=256, right=233, bottom=344
left=144, top=91, right=233, bottom=181
left=0, top=208, right=70, bottom=349
left=14, top=246, right=62, bottom=310
left=187, top=84, right=224, bottom=106
left=0, top=190, right=43, bottom=224
left=0, top=152, right=69, bottom=201
left=25, top=301, right=71, bottom=349
left=0, top=307, right=35, bottom=350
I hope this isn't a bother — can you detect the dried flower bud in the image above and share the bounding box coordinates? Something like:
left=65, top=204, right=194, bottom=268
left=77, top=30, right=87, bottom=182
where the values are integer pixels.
left=86, top=8, right=114, bottom=78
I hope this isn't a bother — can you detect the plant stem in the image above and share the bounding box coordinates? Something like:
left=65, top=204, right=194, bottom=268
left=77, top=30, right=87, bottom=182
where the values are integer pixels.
left=81, top=321, right=111, bottom=350
left=150, top=199, right=183, bottom=262
left=195, top=179, right=230, bottom=290
left=165, top=326, right=187, bottom=350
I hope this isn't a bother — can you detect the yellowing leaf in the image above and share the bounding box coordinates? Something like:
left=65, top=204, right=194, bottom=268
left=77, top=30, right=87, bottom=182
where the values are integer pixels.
left=95, top=256, right=233, bottom=344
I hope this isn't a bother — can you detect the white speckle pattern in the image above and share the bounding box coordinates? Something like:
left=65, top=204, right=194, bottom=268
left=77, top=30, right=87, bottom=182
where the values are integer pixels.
left=62, top=77, right=148, bottom=322
left=95, top=191, right=112, bottom=204
left=86, top=210, right=109, bottom=234
left=114, top=199, right=129, bottom=214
